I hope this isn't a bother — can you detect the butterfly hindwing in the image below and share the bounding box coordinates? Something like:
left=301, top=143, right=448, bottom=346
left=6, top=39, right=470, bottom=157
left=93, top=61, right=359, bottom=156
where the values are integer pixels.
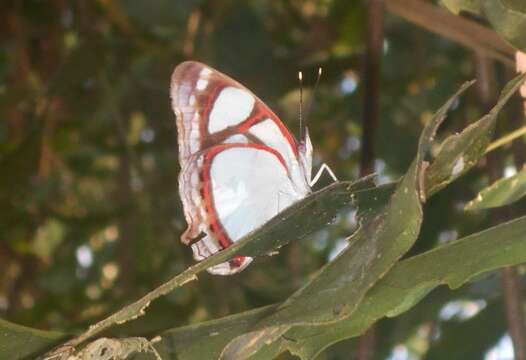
left=188, top=143, right=307, bottom=274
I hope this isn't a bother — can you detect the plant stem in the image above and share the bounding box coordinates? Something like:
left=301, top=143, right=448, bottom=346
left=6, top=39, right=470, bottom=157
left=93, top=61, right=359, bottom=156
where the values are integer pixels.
left=486, top=124, right=526, bottom=154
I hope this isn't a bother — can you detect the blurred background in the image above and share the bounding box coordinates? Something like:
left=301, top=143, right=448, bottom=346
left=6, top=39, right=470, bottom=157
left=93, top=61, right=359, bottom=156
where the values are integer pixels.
left=0, top=0, right=525, bottom=359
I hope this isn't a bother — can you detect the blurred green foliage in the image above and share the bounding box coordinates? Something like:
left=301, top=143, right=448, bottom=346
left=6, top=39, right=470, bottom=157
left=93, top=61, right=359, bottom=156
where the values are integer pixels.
left=442, top=0, right=526, bottom=51
left=1, top=0, right=526, bottom=359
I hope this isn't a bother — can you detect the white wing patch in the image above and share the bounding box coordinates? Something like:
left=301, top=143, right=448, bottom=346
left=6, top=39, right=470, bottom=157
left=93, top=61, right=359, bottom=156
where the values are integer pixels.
left=209, top=87, right=255, bottom=134
left=199, top=67, right=212, bottom=77
left=249, top=119, right=296, bottom=165
left=196, top=79, right=208, bottom=91
left=224, top=134, right=249, bottom=144
left=249, top=119, right=310, bottom=193
left=209, top=147, right=306, bottom=242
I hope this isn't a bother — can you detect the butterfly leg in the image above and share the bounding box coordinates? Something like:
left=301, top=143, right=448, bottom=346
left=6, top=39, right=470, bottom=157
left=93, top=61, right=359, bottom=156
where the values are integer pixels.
left=309, top=163, right=338, bottom=187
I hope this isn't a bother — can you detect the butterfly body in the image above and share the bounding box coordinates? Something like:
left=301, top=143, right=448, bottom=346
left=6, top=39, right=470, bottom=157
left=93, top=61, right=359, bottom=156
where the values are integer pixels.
left=171, top=61, right=315, bottom=275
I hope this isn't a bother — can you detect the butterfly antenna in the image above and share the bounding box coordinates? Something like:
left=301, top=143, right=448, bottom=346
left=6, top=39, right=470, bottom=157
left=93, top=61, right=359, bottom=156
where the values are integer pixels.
left=304, top=67, right=323, bottom=128
left=298, top=71, right=304, bottom=142
left=314, top=67, right=323, bottom=97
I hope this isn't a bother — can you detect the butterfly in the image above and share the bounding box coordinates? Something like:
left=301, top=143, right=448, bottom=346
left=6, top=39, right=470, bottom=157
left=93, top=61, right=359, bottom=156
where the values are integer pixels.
left=170, top=61, right=336, bottom=275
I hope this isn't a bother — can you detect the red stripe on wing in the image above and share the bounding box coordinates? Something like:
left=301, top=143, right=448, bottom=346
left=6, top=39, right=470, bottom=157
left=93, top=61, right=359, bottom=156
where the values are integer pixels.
left=174, top=61, right=299, bottom=158
left=200, top=143, right=288, bottom=249
left=238, top=101, right=299, bottom=157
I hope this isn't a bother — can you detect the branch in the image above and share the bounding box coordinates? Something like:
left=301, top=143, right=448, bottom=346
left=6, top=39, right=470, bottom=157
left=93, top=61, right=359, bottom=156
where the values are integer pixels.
left=360, top=0, right=384, bottom=177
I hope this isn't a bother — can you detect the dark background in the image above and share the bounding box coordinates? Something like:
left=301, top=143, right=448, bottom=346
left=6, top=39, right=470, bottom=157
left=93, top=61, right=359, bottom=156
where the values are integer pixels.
left=0, top=1, right=524, bottom=358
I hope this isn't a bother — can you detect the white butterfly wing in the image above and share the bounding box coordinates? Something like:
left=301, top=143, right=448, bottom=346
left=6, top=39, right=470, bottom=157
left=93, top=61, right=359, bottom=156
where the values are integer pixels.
left=171, top=61, right=312, bottom=274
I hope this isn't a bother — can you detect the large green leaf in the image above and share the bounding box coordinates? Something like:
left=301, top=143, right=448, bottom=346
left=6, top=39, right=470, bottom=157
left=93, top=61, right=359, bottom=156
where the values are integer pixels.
left=441, top=0, right=526, bottom=51
left=144, top=215, right=526, bottom=360
left=216, top=81, right=474, bottom=360
left=279, top=215, right=526, bottom=360
left=140, top=306, right=279, bottom=360
left=35, top=178, right=375, bottom=359
left=0, top=318, right=65, bottom=360
left=465, top=166, right=526, bottom=210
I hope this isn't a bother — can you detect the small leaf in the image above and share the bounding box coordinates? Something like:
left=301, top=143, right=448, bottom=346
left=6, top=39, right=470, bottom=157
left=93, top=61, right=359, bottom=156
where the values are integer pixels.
left=465, top=166, right=526, bottom=210
left=441, top=0, right=482, bottom=15
left=482, top=0, right=526, bottom=51
left=425, top=74, right=525, bottom=197
left=441, top=0, right=526, bottom=51
left=0, top=318, right=65, bottom=359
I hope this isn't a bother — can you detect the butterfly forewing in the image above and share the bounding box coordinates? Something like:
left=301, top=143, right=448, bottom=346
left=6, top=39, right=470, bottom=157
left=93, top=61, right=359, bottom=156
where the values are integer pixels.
left=171, top=61, right=312, bottom=275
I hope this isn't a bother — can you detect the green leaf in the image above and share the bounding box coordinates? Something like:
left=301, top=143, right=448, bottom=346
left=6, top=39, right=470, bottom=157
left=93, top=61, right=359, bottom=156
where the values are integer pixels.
left=194, top=176, right=373, bottom=267
left=37, top=177, right=375, bottom=359
left=482, top=0, right=526, bottom=51
left=147, top=215, right=526, bottom=360
left=441, top=0, right=481, bottom=15
left=204, top=177, right=376, bottom=263
left=217, top=80, right=475, bottom=360
left=138, top=306, right=279, bottom=360
left=502, top=0, right=526, bottom=14
left=425, top=74, right=526, bottom=197
left=0, top=318, right=65, bottom=360
left=465, top=166, right=526, bottom=210
left=441, top=0, right=526, bottom=51
left=285, top=214, right=526, bottom=359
